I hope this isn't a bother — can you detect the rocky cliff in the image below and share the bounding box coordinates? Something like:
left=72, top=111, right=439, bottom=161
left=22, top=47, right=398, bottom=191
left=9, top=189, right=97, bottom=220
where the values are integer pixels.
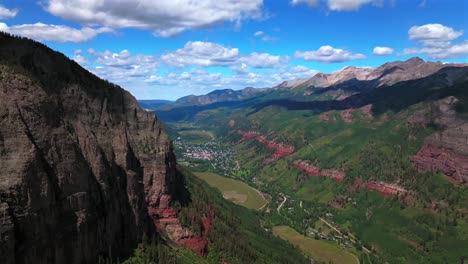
left=409, top=96, right=468, bottom=184
left=0, top=33, right=181, bottom=263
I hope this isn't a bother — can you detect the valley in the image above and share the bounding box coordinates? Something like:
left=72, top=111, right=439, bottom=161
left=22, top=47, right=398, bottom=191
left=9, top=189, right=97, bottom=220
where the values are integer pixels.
left=2, top=1, right=467, bottom=263
left=154, top=58, right=468, bottom=263
left=167, top=121, right=379, bottom=263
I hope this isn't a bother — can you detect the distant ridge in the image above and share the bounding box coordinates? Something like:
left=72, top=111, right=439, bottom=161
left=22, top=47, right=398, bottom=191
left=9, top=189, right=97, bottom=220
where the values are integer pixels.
left=172, top=57, right=468, bottom=105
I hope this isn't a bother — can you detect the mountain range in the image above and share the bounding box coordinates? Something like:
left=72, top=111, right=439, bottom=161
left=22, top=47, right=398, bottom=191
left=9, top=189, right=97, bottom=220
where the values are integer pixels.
left=171, top=57, right=467, bottom=107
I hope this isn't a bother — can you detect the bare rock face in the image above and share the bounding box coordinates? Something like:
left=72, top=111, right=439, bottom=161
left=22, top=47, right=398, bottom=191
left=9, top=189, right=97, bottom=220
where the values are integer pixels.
left=409, top=96, right=468, bottom=184
left=411, top=146, right=468, bottom=184
left=0, top=35, right=179, bottom=264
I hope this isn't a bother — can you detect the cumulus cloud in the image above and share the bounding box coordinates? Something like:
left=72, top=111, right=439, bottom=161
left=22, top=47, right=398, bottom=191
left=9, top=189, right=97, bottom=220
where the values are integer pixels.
left=0, top=4, right=18, bottom=19
left=86, top=49, right=158, bottom=83
left=283, top=65, right=318, bottom=79
left=373, top=46, right=394, bottom=55
left=240, top=52, right=288, bottom=68
left=161, top=41, right=239, bottom=67
left=44, top=0, right=264, bottom=37
left=161, top=41, right=287, bottom=68
left=295, top=45, right=366, bottom=63
left=89, top=49, right=157, bottom=68
left=403, top=23, right=468, bottom=59
left=231, top=63, right=250, bottom=75
left=408, top=23, right=463, bottom=47
left=327, top=0, right=377, bottom=11
left=0, top=22, right=111, bottom=42
left=403, top=41, right=468, bottom=60
left=290, top=0, right=319, bottom=7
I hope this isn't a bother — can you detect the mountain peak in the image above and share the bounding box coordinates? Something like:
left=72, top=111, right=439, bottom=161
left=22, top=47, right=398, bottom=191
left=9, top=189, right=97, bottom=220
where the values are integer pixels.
left=406, top=57, right=425, bottom=63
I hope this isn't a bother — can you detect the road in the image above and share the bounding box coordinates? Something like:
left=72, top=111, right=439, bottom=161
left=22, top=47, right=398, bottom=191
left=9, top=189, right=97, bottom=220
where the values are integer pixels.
left=319, top=217, right=372, bottom=254
left=277, top=194, right=287, bottom=214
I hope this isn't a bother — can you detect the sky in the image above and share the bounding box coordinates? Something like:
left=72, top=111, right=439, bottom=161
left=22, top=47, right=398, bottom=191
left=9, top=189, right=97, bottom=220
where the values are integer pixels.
left=0, top=0, right=467, bottom=100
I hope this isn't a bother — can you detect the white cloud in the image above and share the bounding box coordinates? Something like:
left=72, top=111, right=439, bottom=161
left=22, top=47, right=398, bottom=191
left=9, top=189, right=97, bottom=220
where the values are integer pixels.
left=291, top=0, right=384, bottom=11
left=408, top=24, right=463, bottom=47
left=86, top=49, right=158, bottom=83
left=253, top=30, right=278, bottom=42
left=290, top=0, right=319, bottom=7
left=295, top=45, right=366, bottom=63
left=240, top=52, right=288, bottom=68
left=285, top=65, right=318, bottom=79
left=161, top=41, right=287, bottom=68
left=0, top=22, right=111, bottom=43
left=403, top=41, right=468, bottom=60
left=373, top=46, right=394, bottom=55
left=73, top=54, right=89, bottom=65
left=89, top=49, right=156, bottom=68
left=0, top=4, right=18, bottom=19
left=327, top=0, right=377, bottom=11
left=403, top=23, right=468, bottom=59
left=231, top=63, right=250, bottom=74
left=44, top=0, right=264, bottom=37
left=254, top=31, right=264, bottom=36
left=161, top=41, right=239, bottom=67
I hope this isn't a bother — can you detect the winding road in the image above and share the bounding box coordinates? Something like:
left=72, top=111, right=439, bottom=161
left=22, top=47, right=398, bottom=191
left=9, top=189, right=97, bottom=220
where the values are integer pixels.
left=277, top=194, right=288, bottom=214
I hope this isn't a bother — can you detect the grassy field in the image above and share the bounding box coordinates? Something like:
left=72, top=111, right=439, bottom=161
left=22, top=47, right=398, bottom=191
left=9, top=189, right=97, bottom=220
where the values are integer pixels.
left=194, top=172, right=267, bottom=210
left=179, top=130, right=214, bottom=144
left=272, top=226, right=359, bottom=264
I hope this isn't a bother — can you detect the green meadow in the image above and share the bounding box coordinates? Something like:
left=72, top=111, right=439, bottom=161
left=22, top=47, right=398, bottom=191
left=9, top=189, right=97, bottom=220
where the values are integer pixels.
left=273, top=226, right=359, bottom=264
left=193, top=172, right=267, bottom=210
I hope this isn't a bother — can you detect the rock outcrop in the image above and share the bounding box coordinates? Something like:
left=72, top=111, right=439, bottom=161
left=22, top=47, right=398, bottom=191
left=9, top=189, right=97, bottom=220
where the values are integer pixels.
left=351, top=179, right=407, bottom=197
left=292, top=160, right=345, bottom=182
left=409, top=96, right=468, bottom=184
left=0, top=33, right=182, bottom=263
left=235, top=130, right=294, bottom=163
left=411, top=146, right=468, bottom=184
left=149, top=195, right=212, bottom=256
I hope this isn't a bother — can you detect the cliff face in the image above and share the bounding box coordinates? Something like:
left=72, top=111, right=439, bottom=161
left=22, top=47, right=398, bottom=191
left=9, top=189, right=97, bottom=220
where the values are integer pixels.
left=409, top=97, right=468, bottom=184
left=0, top=34, right=180, bottom=263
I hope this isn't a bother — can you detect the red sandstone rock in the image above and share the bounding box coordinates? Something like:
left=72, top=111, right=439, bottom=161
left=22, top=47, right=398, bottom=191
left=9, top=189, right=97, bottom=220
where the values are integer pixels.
left=177, top=238, right=208, bottom=256
left=236, top=130, right=295, bottom=163
left=320, top=113, right=330, bottom=122
left=293, top=160, right=345, bottom=182
left=293, top=160, right=320, bottom=176
left=361, top=181, right=407, bottom=197
left=351, top=179, right=409, bottom=199
left=340, top=109, right=354, bottom=123
left=321, top=169, right=345, bottom=182
left=236, top=130, right=259, bottom=141
left=410, top=145, right=468, bottom=184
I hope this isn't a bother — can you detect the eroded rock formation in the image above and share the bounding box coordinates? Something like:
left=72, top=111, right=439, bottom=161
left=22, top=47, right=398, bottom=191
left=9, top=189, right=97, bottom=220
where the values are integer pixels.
left=409, top=96, right=468, bottom=184
left=411, top=146, right=468, bottom=184
left=293, top=160, right=345, bottom=182
left=235, top=130, right=295, bottom=163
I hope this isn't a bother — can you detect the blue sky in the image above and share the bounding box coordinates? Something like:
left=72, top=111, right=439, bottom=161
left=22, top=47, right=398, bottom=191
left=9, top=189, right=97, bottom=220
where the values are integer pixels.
left=0, top=0, right=467, bottom=100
